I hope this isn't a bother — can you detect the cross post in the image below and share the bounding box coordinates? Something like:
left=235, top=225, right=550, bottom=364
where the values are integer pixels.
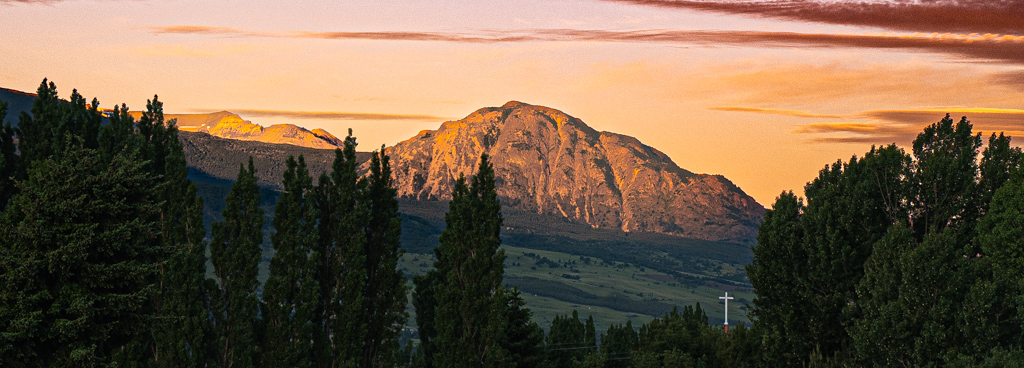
left=719, top=291, right=734, bottom=334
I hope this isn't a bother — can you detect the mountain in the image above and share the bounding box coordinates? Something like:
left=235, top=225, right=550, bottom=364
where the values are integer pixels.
left=0, top=87, right=36, bottom=126
left=134, top=111, right=343, bottom=149
left=382, top=101, right=764, bottom=244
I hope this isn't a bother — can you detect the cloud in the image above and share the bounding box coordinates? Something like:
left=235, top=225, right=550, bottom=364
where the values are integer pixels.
left=715, top=104, right=1024, bottom=143
left=793, top=108, right=1024, bottom=144
left=602, top=0, right=1024, bottom=35
left=989, top=70, right=1024, bottom=91
left=217, top=108, right=449, bottom=122
left=861, top=108, right=1024, bottom=127
left=144, top=25, right=542, bottom=43
left=710, top=106, right=844, bottom=118
left=145, top=25, right=1024, bottom=64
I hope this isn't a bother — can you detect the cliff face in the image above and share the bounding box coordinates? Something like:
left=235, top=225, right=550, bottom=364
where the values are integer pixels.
left=382, top=101, right=764, bottom=244
left=134, top=111, right=343, bottom=149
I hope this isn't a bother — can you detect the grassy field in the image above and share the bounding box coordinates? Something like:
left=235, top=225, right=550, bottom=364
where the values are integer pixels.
left=398, top=244, right=754, bottom=333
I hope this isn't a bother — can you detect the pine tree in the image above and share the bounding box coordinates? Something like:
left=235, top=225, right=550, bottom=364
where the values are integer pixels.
left=360, top=146, right=409, bottom=368
left=433, top=154, right=507, bottom=368
left=262, top=155, right=320, bottom=368
left=497, top=287, right=545, bottom=368
left=0, top=144, right=160, bottom=366
left=0, top=81, right=164, bottom=366
left=210, top=157, right=264, bottom=368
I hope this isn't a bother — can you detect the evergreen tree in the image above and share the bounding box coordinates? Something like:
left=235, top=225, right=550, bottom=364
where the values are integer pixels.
left=0, top=144, right=159, bottom=366
left=137, top=96, right=211, bottom=368
left=261, top=155, right=320, bottom=368
left=600, top=321, right=637, bottom=368
left=361, top=146, right=409, bottom=368
left=312, top=131, right=368, bottom=368
left=0, top=100, right=17, bottom=210
left=546, top=310, right=588, bottom=368
left=497, top=287, right=545, bottom=368
left=411, top=270, right=441, bottom=368
left=432, top=154, right=507, bottom=367
left=0, top=81, right=167, bottom=366
left=210, top=157, right=264, bottom=368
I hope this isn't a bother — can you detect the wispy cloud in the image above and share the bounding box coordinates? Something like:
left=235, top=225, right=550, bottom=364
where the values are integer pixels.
left=602, top=0, right=1024, bottom=35
left=145, top=25, right=541, bottom=43
left=717, top=105, right=1024, bottom=143
left=710, top=106, right=844, bottom=118
left=214, top=108, right=449, bottom=122
left=145, top=25, right=1024, bottom=64
left=795, top=122, right=920, bottom=144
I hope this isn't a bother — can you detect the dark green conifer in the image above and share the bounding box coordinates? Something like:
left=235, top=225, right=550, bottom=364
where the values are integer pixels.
left=360, top=146, right=409, bottom=367
left=150, top=103, right=210, bottom=368
left=0, top=143, right=159, bottom=366
left=312, top=131, right=368, bottom=368
left=210, top=157, right=264, bottom=368
left=262, top=155, right=320, bottom=368
left=0, top=100, right=16, bottom=210
left=432, top=154, right=508, bottom=368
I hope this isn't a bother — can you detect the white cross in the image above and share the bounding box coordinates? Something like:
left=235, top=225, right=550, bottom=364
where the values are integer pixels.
left=719, top=292, right=734, bottom=327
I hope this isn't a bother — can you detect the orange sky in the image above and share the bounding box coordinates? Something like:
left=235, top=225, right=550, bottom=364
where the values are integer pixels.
left=2, top=0, right=1023, bottom=206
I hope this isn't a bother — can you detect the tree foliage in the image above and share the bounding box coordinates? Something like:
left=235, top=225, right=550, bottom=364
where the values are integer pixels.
left=210, top=157, right=264, bottom=368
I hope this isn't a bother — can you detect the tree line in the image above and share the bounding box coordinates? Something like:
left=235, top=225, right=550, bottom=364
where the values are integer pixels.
left=750, top=114, right=1024, bottom=366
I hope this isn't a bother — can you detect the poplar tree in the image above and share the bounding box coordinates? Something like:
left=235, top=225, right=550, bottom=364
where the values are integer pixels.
left=313, top=131, right=368, bottom=368
left=210, top=157, right=264, bottom=368
left=154, top=113, right=210, bottom=368
left=262, top=155, right=320, bottom=368
left=432, top=154, right=508, bottom=368
left=360, top=146, right=408, bottom=368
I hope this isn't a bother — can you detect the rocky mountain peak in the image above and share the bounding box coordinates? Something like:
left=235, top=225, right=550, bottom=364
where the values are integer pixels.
left=382, top=101, right=764, bottom=244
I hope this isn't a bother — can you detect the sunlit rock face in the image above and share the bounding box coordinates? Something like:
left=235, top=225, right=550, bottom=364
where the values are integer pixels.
left=137, top=111, right=343, bottom=149
left=382, top=101, right=765, bottom=244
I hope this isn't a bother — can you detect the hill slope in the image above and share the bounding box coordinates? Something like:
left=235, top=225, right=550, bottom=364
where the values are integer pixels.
left=383, top=101, right=764, bottom=244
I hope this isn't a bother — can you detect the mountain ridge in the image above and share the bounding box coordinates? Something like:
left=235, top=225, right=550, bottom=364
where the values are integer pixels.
left=380, top=101, right=764, bottom=244
left=132, top=110, right=344, bottom=149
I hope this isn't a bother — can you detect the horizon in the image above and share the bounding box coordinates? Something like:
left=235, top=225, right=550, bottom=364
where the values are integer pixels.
left=3, top=0, right=1023, bottom=206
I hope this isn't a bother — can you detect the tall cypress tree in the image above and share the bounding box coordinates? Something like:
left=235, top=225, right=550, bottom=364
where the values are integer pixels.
left=432, top=154, right=507, bottom=368
left=262, top=155, right=320, bottom=368
left=210, top=157, right=264, bottom=368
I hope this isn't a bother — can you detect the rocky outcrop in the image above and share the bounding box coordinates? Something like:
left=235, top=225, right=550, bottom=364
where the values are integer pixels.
left=134, top=111, right=343, bottom=149
left=381, top=101, right=764, bottom=244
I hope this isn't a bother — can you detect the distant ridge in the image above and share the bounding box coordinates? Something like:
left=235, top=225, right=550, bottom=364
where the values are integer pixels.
left=131, top=111, right=344, bottom=149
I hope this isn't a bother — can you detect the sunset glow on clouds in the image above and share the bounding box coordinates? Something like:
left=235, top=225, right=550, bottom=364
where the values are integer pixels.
left=2, top=0, right=1023, bottom=204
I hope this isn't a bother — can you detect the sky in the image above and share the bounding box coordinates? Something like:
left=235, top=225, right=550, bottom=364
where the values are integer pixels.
left=2, top=0, right=1023, bottom=206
